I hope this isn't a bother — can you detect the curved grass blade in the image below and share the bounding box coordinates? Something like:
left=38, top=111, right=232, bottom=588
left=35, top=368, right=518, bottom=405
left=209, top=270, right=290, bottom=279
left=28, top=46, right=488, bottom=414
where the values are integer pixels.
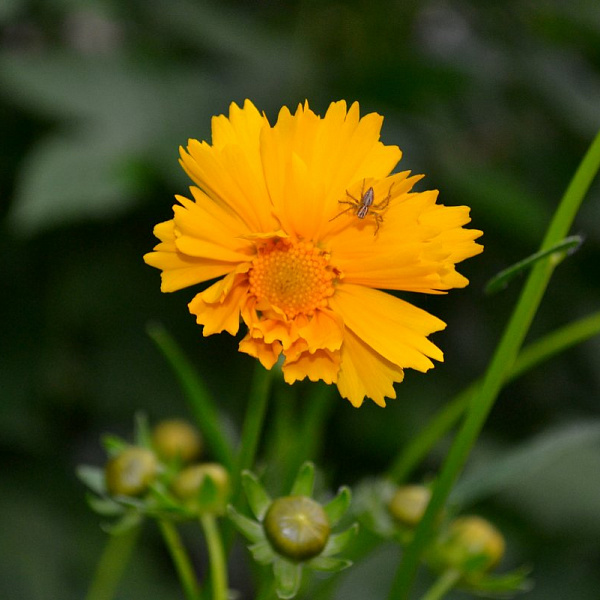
left=485, top=235, right=583, bottom=295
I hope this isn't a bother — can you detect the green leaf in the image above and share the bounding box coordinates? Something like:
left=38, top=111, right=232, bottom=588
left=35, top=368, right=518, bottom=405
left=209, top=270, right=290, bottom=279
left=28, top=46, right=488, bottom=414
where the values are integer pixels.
left=86, top=494, right=125, bottom=517
left=226, top=505, right=264, bottom=543
left=101, top=434, right=129, bottom=457
left=0, top=0, right=24, bottom=23
left=463, top=566, right=533, bottom=597
left=133, top=412, right=153, bottom=449
left=485, top=235, right=583, bottom=295
left=352, top=478, right=399, bottom=540
left=196, top=473, right=219, bottom=509
left=1, top=52, right=219, bottom=234
left=273, top=558, right=302, bottom=599
left=241, top=470, right=272, bottom=520
left=306, top=555, right=353, bottom=573
left=451, top=421, right=600, bottom=507
left=323, top=486, right=352, bottom=526
left=101, top=510, right=143, bottom=535
left=323, top=523, right=359, bottom=556
left=76, top=465, right=107, bottom=495
left=9, top=131, right=140, bottom=234
left=249, top=540, right=274, bottom=565
left=290, top=461, right=315, bottom=497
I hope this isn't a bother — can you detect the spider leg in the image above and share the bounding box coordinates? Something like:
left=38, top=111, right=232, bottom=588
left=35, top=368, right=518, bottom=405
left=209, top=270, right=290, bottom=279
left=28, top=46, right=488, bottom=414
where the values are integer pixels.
left=345, top=190, right=361, bottom=203
left=372, top=182, right=395, bottom=210
left=373, top=212, right=383, bottom=235
left=329, top=205, right=356, bottom=222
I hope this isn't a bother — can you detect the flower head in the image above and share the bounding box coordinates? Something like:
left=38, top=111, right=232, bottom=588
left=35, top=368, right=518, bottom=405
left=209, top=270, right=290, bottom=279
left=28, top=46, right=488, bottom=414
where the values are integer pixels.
left=228, top=462, right=357, bottom=599
left=144, top=100, right=483, bottom=406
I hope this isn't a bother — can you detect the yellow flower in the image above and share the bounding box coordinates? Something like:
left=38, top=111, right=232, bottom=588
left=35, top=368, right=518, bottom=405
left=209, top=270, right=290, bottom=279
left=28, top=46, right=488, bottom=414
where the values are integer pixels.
left=144, top=100, right=482, bottom=407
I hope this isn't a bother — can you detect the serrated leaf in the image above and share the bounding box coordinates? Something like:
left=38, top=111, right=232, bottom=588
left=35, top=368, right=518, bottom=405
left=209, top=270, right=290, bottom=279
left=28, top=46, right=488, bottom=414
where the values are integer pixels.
left=273, top=558, right=302, bottom=599
left=76, top=465, right=107, bottom=495
left=290, top=462, right=315, bottom=497
left=323, top=486, right=351, bottom=525
left=227, top=505, right=264, bottom=543
left=242, top=470, right=271, bottom=520
left=323, top=523, right=359, bottom=556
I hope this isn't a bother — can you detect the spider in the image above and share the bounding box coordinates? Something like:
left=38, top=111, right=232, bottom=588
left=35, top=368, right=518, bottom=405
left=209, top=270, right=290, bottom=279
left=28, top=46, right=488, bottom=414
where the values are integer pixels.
left=329, top=180, right=394, bottom=235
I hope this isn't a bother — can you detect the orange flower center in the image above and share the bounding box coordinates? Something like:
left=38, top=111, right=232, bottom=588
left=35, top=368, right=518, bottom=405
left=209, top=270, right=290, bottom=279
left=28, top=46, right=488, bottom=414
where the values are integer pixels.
left=248, top=239, right=337, bottom=319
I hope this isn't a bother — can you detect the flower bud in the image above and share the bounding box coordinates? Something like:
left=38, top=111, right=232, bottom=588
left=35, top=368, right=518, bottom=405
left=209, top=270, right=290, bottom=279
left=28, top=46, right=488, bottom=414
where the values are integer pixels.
left=432, top=516, right=505, bottom=574
left=388, top=485, right=431, bottom=527
left=152, top=419, right=203, bottom=463
left=172, top=463, right=230, bottom=513
left=264, top=496, right=330, bottom=562
left=105, top=447, right=158, bottom=497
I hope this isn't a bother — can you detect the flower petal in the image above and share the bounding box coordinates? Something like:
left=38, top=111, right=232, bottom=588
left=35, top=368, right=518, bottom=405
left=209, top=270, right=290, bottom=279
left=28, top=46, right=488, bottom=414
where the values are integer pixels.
left=239, top=334, right=282, bottom=370
left=180, top=101, right=278, bottom=233
left=188, top=274, right=249, bottom=336
left=296, top=309, right=344, bottom=353
left=330, top=189, right=483, bottom=293
left=282, top=348, right=340, bottom=385
left=330, top=284, right=445, bottom=373
left=337, top=329, right=403, bottom=407
left=143, top=220, right=234, bottom=292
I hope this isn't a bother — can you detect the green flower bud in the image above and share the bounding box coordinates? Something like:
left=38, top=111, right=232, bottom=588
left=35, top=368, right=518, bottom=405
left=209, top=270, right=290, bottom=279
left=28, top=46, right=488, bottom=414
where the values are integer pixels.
left=264, top=496, right=330, bottom=562
left=388, top=485, right=431, bottom=527
left=432, top=516, right=505, bottom=574
left=172, top=463, right=230, bottom=513
left=105, top=447, right=158, bottom=497
left=152, top=419, right=203, bottom=463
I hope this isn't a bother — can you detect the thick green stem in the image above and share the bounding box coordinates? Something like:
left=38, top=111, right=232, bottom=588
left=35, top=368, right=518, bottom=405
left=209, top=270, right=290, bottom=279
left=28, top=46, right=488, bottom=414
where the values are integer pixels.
left=85, top=527, right=140, bottom=600
left=388, top=129, right=600, bottom=599
left=201, top=515, right=228, bottom=600
left=158, top=520, right=201, bottom=600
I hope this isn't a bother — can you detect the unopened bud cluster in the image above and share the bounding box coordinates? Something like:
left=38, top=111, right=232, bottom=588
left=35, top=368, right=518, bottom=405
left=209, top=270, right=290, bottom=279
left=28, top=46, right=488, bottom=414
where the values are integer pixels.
left=95, top=418, right=230, bottom=518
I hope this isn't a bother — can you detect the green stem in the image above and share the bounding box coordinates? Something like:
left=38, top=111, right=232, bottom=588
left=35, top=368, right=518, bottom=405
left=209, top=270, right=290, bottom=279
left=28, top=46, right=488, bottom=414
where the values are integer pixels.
left=201, top=515, right=228, bottom=600
left=418, top=570, right=461, bottom=600
left=388, top=308, right=600, bottom=483
left=158, top=520, right=201, bottom=600
left=147, top=322, right=235, bottom=472
left=388, top=128, right=600, bottom=600
left=85, top=527, right=141, bottom=600
left=236, top=363, right=274, bottom=476
left=283, top=383, right=334, bottom=492
left=223, top=363, right=273, bottom=551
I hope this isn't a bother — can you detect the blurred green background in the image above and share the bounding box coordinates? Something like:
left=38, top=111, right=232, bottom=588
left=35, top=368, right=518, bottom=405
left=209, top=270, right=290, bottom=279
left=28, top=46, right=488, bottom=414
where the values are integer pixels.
left=1, top=1, right=600, bottom=598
